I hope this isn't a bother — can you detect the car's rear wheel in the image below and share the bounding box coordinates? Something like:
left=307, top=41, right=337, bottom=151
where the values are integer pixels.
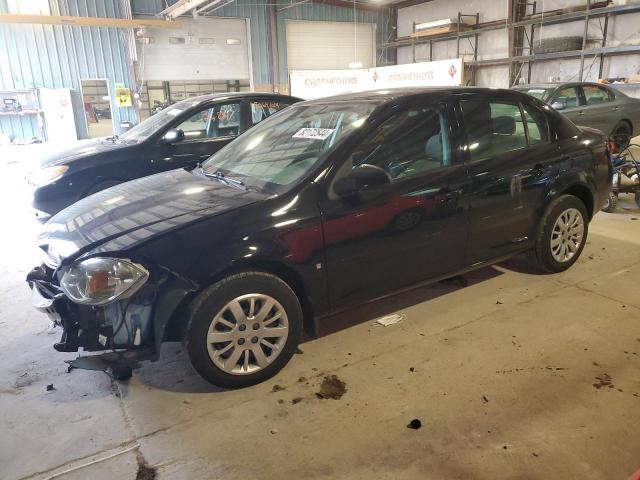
left=185, top=272, right=302, bottom=388
left=601, top=192, right=618, bottom=213
left=530, top=194, right=588, bottom=273
left=611, top=121, right=632, bottom=151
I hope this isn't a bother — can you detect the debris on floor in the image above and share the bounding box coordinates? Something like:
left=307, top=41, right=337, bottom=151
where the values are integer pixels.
left=593, top=373, right=614, bottom=390
left=292, top=397, right=303, bottom=405
left=316, top=375, right=347, bottom=400
left=374, top=313, right=405, bottom=327
left=136, top=451, right=157, bottom=480
left=407, top=419, right=422, bottom=430
left=271, top=384, right=285, bottom=392
left=270, top=428, right=278, bottom=434
left=46, top=384, right=54, bottom=391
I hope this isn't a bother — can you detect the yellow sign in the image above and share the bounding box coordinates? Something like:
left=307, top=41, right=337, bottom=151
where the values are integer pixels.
left=115, top=86, right=132, bottom=107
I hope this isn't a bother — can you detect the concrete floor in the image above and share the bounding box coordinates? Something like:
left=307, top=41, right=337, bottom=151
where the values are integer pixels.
left=1, top=145, right=640, bottom=480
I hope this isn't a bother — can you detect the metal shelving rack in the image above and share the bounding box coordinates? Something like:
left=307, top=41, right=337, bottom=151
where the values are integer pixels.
left=382, top=2, right=640, bottom=86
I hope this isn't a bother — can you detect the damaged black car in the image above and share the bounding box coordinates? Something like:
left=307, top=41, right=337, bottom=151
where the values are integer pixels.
left=27, top=88, right=611, bottom=388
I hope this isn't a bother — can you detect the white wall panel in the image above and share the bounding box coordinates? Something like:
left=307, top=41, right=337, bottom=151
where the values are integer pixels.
left=285, top=20, right=375, bottom=71
left=138, top=17, right=250, bottom=82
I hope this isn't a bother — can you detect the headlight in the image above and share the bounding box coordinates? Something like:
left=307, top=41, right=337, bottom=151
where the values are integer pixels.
left=28, top=165, right=69, bottom=186
left=60, top=257, right=148, bottom=305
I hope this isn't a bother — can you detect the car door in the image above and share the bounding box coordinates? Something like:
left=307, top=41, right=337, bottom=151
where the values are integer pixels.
left=164, top=100, right=243, bottom=169
left=319, top=99, right=470, bottom=308
left=460, top=94, right=562, bottom=265
left=579, top=84, right=618, bottom=136
left=550, top=85, right=585, bottom=126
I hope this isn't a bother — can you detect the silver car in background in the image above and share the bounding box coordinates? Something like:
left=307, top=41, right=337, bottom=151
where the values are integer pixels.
left=513, top=82, right=640, bottom=148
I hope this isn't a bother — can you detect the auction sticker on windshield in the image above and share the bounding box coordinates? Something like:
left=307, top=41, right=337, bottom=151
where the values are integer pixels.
left=293, top=128, right=335, bottom=140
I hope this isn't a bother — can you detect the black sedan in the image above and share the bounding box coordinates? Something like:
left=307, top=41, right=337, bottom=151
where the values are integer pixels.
left=513, top=82, right=640, bottom=148
left=26, top=92, right=301, bottom=216
left=27, top=87, right=611, bottom=388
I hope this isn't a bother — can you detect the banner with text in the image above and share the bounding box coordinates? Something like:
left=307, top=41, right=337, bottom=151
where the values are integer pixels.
left=290, top=58, right=464, bottom=99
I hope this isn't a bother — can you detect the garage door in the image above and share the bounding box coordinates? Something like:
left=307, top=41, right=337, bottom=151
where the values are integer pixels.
left=137, top=17, right=250, bottom=82
left=286, top=20, right=376, bottom=71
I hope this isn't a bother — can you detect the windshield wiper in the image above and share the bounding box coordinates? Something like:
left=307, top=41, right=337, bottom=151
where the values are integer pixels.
left=202, top=168, right=246, bottom=189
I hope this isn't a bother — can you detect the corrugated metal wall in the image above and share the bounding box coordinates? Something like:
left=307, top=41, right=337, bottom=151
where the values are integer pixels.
left=0, top=0, right=137, bottom=141
left=1, top=0, right=389, bottom=140
left=132, top=0, right=274, bottom=87
left=131, top=0, right=391, bottom=89
left=275, top=0, right=392, bottom=86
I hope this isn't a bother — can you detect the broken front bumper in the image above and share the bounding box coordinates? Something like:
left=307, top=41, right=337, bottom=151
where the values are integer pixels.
left=27, top=264, right=158, bottom=368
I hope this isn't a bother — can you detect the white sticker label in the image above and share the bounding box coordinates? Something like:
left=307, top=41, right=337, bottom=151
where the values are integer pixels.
left=293, top=128, right=335, bottom=140
left=167, top=108, right=183, bottom=117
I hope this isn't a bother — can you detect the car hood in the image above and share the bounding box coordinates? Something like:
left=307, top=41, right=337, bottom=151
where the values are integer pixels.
left=37, top=138, right=131, bottom=168
left=39, top=168, right=264, bottom=265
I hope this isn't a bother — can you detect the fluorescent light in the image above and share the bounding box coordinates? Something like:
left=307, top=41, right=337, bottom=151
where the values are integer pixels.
left=349, top=62, right=363, bottom=69
left=226, top=38, right=240, bottom=45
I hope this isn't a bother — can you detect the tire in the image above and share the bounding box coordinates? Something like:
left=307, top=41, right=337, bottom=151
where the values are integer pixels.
left=86, top=180, right=122, bottom=197
left=610, top=121, right=632, bottom=152
left=530, top=194, right=589, bottom=273
left=601, top=192, right=618, bottom=213
left=635, top=192, right=640, bottom=209
left=185, top=271, right=302, bottom=388
left=111, top=365, right=132, bottom=381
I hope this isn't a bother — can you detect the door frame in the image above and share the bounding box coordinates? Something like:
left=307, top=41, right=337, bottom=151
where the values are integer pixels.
left=79, top=78, right=115, bottom=138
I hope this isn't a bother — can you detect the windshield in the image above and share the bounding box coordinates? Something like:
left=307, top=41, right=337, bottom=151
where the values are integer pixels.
left=202, top=102, right=379, bottom=194
left=120, top=99, right=202, bottom=142
left=515, top=87, right=552, bottom=101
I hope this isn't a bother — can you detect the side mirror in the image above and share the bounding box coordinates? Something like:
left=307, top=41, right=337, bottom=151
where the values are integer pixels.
left=550, top=100, right=566, bottom=111
left=162, top=128, right=184, bottom=144
left=334, top=164, right=391, bottom=197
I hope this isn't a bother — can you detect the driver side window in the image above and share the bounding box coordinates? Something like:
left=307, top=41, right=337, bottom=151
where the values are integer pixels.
left=348, top=106, right=452, bottom=182
left=175, top=102, right=241, bottom=140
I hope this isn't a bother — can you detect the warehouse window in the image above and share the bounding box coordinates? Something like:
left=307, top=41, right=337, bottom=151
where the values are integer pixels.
left=7, top=0, right=49, bottom=13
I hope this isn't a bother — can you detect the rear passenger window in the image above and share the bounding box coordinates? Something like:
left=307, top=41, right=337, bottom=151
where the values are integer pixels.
left=554, top=87, right=580, bottom=108
left=522, top=104, right=549, bottom=145
left=461, top=100, right=527, bottom=161
left=251, top=100, right=289, bottom=125
left=583, top=85, right=613, bottom=105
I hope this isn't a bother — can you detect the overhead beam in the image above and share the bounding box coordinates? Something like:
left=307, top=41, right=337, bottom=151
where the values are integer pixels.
left=0, top=13, right=180, bottom=29
left=393, top=0, right=436, bottom=10
left=309, top=0, right=388, bottom=13
left=158, top=0, right=212, bottom=19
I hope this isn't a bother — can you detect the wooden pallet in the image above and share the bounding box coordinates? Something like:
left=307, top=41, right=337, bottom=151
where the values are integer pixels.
left=410, top=24, right=472, bottom=39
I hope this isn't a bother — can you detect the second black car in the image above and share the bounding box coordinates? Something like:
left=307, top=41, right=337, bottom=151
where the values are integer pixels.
left=27, top=92, right=300, bottom=215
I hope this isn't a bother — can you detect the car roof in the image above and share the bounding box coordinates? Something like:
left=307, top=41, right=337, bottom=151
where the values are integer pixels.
left=295, top=86, right=523, bottom=106
left=513, top=81, right=610, bottom=90
left=181, top=92, right=302, bottom=105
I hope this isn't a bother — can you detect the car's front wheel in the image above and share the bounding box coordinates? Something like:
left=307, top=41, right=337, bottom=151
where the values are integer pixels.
left=185, top=271, right=302, bottom=388
left=530, top=194, right=588, bottom=273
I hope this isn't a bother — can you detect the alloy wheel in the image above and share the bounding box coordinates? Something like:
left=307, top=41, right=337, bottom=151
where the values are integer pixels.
left=206, top=294, right=289, bottom=375
left=550, top=207, right=585, bottom=263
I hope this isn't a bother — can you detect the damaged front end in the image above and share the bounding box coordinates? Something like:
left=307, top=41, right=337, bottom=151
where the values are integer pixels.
left=26, top=256, right=186, bottom=374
